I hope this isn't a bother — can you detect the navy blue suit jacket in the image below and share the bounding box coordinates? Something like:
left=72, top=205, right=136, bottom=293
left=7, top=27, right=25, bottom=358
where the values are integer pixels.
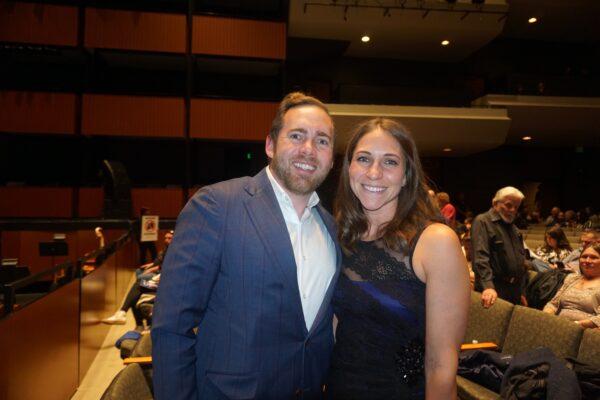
left=152, top=168, right=341, bottom=400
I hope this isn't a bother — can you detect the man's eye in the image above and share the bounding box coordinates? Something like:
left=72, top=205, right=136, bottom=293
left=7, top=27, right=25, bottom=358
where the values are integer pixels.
left=318, top=138, right=330, bottom=146
left=289, top=133, right=302, bottom=140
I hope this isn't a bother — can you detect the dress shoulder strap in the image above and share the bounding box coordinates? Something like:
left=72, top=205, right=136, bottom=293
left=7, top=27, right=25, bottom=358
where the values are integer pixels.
left=408, top=223, right=432, bottom=268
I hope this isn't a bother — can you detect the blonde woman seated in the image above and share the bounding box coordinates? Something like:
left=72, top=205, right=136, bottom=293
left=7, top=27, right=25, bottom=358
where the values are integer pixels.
left=543, top=243, right=600, bottom=329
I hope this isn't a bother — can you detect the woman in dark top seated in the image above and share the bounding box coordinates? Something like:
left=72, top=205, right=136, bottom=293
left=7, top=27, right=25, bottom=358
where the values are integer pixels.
left=328, top=118, right=470, bottom=399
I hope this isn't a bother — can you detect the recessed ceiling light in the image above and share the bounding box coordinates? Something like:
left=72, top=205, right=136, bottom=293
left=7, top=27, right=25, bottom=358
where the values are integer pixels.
left=441, top=40, right=450, bottom=46
left=528, top=17, right=537, bottom=24
left=361, top=35, right=370, bottom=43
left=443, top=148, right=452, bottom=152
left=522, top=136, right=532, bottom=141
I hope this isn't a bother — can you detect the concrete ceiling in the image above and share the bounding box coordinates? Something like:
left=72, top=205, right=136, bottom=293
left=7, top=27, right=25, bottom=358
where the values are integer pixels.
left=327, top=103, right=510, bottom=156
left=289, top=0, right=509, bottom=62
left=289, top=0, right=600, bottom=62
left=502, top=0, right=600, bottom=42
left=472, top=95, right=600, bottom=147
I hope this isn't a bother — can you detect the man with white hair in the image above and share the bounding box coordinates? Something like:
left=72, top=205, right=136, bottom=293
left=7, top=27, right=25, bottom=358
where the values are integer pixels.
left=471, top=187, right=527, bottom=307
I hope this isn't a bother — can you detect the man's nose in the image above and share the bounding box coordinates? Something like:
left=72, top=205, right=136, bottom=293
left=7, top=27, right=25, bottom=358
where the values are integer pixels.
left=300, top=140, right=316, bottom=155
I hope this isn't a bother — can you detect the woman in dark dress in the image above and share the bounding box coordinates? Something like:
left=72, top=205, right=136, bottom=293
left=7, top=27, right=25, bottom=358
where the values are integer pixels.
left=328, top=118, right=470, bottom=399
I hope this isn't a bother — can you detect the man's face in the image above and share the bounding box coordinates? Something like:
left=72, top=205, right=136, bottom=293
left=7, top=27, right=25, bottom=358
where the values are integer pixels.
left=493, top=195, right=522, bottom=223
left=164, top=232, right=173, bottom=245
left=265, top=105, right=334, bottom=197
left=580, top=233, right=597, bottom=250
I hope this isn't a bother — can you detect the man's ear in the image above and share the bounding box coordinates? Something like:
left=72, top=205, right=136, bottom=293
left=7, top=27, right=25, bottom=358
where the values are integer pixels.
left=265, top=135, right=274, bottom=159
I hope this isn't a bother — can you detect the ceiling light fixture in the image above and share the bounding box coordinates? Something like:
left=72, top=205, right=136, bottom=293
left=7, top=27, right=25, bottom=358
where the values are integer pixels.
left=361, top=35, right=370, bottom=43
left=441, top=40, right=450, bottom=46
left=528, top=17, right=538, bottom=24
left=443, top=148, right=452, bottom=152
left=522, top=136, right=532, bottom=141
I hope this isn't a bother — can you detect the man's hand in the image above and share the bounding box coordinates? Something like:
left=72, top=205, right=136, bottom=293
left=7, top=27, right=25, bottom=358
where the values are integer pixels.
left=481, top=288, right=498, bottom=308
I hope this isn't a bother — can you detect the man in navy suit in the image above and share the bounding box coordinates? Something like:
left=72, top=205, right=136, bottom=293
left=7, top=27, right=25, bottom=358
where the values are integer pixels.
left=152, top=92, right=341, bottom=400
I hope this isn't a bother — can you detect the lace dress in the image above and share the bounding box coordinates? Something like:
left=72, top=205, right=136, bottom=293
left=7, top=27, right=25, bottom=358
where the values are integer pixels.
left=328, top=238, right=426, bottom=399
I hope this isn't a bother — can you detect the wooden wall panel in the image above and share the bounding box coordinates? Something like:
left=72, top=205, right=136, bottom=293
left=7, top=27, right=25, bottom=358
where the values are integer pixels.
left=131, top=188, right=184, bottom=218
left=190, top=98, right=277, bottom=140
left=85, top=8, right=186, bottom=53
left=0, top=2, right=78, bottom=46
left=0, top=231, right=77, bottom=276
left=0, top=280, right=79, bottom=400
left=82, top=94, right=185, bottom=137
left=0, top=91, right=76, bottom=134
left=79, top=255, right=116, bottom=381
left=0, top=187, right=73, bottom=218
left=193, top=16, right=285, bottom=59
left=78, top=187, right=104, bottom=218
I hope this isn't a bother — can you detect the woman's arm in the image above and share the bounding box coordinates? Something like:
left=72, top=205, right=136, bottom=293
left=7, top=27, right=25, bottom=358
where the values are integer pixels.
left=413, top=223, right=470, bottom=400
left=542, top=274, right=577, bottom=314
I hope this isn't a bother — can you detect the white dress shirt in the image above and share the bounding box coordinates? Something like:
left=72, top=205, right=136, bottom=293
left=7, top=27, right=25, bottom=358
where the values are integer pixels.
left=266, top=166, right=336, bottom=331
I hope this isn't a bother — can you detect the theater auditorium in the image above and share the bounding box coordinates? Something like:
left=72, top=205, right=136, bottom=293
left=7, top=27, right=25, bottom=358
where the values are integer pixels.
left=1, top=1, right=599, bottom=399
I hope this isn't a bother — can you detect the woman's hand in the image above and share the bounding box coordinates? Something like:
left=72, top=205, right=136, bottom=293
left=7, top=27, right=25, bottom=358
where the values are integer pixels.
left=575, top=319, right=596, bottom=329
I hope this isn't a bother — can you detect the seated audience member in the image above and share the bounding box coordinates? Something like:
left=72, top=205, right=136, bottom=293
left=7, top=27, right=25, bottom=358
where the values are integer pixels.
left=543, top=243, right=600, bottom=329
left=103, top=230, right=173, bottom=328
left=557, top=211, right=566, bottom=227
left=545, top=206, right=561, bottom=227
left=437, top=191, right=456, bottom=228
left=532, top=226, right=573, bottom=272
left=564, top=210, right=577, bottom=229
left=586, top=213, right=600, bottom=230
left=526, top=210, right=541, bottom=225
left=564, top=230, right=599, bottom=272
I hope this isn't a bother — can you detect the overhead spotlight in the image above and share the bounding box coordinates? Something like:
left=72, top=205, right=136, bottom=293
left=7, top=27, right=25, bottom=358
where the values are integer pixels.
left=441, top=40, right=450, bottom=46
left=528, top=17, right=538, bottom=24
left=443, top=148, right=452, bottom=152
left=522, top=136, right=532, bottom=141
left=361, top=35, right=370, bottom=43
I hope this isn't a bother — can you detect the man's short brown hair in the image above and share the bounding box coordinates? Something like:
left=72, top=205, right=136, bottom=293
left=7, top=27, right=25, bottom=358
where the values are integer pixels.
left=269, top=92, right=332, bottom=141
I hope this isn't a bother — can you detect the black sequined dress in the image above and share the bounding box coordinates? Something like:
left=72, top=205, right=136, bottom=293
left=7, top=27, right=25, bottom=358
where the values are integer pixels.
left=328, top=238, right=426, bottom=399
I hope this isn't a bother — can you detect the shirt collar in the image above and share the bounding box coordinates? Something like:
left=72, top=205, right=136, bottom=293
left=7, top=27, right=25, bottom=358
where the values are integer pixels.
left=489, top=207, right=503, bottom=222
left=266, top=166, right=320, bottom=211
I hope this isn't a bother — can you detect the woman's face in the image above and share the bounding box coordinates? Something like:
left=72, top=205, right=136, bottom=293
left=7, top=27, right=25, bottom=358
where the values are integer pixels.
left=580, top=247, right=600, bottom=279
left=349, top=128, right=406, bottom=223
left=546, top=235, right=558, bottom=249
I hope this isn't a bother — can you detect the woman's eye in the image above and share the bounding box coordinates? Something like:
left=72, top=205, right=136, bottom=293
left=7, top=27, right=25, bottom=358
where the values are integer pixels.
left=356, top=156, right=369, bottom=163
left=384, top=159, right=399, bottom=166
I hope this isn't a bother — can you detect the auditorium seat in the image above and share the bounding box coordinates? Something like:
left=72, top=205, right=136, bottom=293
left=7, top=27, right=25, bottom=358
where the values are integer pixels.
left=100, top=363, right=153, bottom=400
left=501, top=305, right=583, bottom=359
left=463, top=291, right=514, bottom=348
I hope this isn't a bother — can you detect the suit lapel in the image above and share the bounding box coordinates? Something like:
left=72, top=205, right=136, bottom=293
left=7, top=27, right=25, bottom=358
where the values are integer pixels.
left=308, top=204, right=342, bottom=337
left=243, top=169, right=306, bottom=332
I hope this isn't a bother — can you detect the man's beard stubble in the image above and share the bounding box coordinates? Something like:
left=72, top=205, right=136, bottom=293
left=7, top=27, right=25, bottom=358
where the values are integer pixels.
left=270, top=155, right=329, bottom=196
